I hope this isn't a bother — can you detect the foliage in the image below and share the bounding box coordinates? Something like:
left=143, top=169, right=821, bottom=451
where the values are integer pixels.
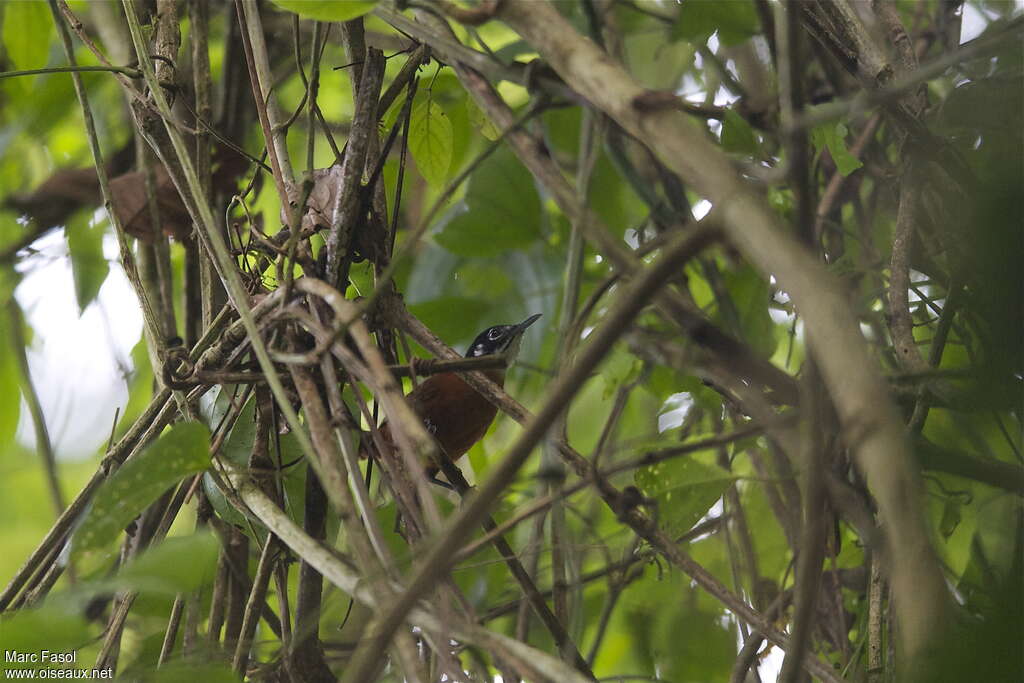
left=71, top=422, right=211, bottom=565
left=0, top=1, right=1020, bottom=682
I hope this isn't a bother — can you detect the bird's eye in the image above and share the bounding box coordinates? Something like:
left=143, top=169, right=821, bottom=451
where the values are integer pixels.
left=487, top=328, right=503, bottom=341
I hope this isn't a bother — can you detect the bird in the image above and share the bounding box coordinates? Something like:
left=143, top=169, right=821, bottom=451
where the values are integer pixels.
left=369, top=314, right=542, bottom=485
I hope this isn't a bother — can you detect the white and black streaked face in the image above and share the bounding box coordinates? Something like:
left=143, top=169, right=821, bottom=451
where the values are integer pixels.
left=467, top=325, right=517, bottom=358
left=465, top=314, right=542, bottom=359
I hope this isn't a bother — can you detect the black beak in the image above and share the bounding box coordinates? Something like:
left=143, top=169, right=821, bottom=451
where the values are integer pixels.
left=500, top=314, right=542, bottom=354
left=514, top=313, right=542, bottom=335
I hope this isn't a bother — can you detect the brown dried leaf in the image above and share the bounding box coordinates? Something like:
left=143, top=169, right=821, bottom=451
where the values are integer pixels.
left=4, top=144, right=248, bottom=243
left=5, top=167, right=103, bottom=229
left=110, top=167, right=192, bottom=242
left=289, top=165, right=387, bottom=265
left=3, top=143, right=134, bottom=229
left=295, top=165, right=343, bottom=233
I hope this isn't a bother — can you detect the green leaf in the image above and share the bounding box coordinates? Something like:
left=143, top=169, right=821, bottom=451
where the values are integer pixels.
left=466, top=97, right=500, bottom=141
left=65, top=213, right=109, bottom=314
left=72, top=422, right=211, bottom=561
left=379, top=91, right=407, bottom=133
left=145, top=661, right=239, bottom=683
left=0, top=283, right=21, bottom=446
left=269, top=0, right=377, bottom=22
left=635, top=457, right=735, bottom=536
left=202, top=471, right=251, bottom=530
left=115, top=338, right=154, bottom=441
left=435, top=147, right=541, bottom=257
left=673, top=0, right=759, bottom=46
left=720, top=109, right=759, bottom=156
left=219, top=392, right=258, bottom=467
left=810, top=119, right=864, bottom=176
left=940, top=497, right=963, bottom=538
left=542, top=106, right=582, bottom=158
left=723, top=264, right=777, bottom=359
left=199, top=388, right=310, bottom=535
left=0, top=212, right=26, bottom=254
left=601, top=353, right=643, bottom=399
left=0, top=605, right=90, bottom=669
left=617, top=569, right=734, bottom=682
left=767, top=186, right=794, bottom=215
left=588, top=153, right=646, bottom=238
left=624, top=31, right=695, bottom=90
left=0, top=264, right=15, bottom=309
left=115, top=533, right=219, bottom=595
left=3, top=1, right=52, bottom=70
left=409, top=96, right=453, bottom=187
left=409, top=296, right=491, bottom=345
left=647, top=366, right=684, bottom=401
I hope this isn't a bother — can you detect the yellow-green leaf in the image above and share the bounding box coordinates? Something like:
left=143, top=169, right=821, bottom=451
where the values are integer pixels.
left=635, top=457, right=735, bottom=536
left=467, top=97, right=500, bottom=141
left=672, top=0, right=759, bottom=46
left=811, top=119, right=864, bottom=177
left=3, top=2, right=52, bottom=70
left=0, top=297, right=21, bottom=448
left=269, top=0, right=377, bottom=22
left=65, top=213, right=108, bottom=315
left=0, top=605, right=90, bottom=668
left=115, top=533, right=219, bottom=595
left=409, top=96, right=453, bottom=187
left=435, top=147, right=541, bottom=257
left=72, top=422, right=211, bottom=561
left=721, top=109, right=759, bottom=156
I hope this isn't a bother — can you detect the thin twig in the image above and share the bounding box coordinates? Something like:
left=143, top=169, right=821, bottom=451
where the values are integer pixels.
left=157, top=595, right=185, bottom=666
left=0, top=64, right=141, bottom=79
left=779, top=361, right=829, bottom=683
left=6, top=300, right=64, bottom=515
left=232, top=536, right=279, bottom=675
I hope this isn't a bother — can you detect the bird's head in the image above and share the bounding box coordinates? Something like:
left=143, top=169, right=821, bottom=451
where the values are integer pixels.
left=465, top=314, right=542, bottom=361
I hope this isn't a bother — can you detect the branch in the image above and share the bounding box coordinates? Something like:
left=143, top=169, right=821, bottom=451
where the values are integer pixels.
left=435, top=458, right=593, bottom=678
left=436, top=0, right=503, bottom=25
left=324, top=48, right=385, bottom=286
left=387, top=354, right=507, bottom=377
left=455, top=426, right=764, bottom=562
left=373, top=5, right=580, bottom=104
left=231, top=536, right=278, bottom=675
left=235, top=0, right=294, bottom=190
left=779, top=361, right=829, bottom=683
left=448, top=64, right=800, bottom=406
left=887, top=159, right=930, bottom=375
left=47, top=0, right=172, bottom=402
left=6, top=300, right=64, bottom=516
left=0, top=367, right=231, bottom=611
left=0, top=64, right=141, bottom=80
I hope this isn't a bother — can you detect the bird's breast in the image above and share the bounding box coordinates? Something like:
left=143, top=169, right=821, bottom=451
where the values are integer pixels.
left=407, top=370, right=504, bottom=460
